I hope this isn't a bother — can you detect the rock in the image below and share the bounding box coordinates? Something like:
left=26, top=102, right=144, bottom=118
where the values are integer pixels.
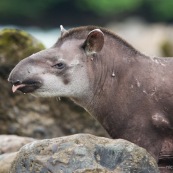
left=0, top=153, right=116, bottom=173
left=0, top=135, right=35, bottom=173
left=0, top=135, right=35, bottom=154
left=0, top=77, right=107, bottom=138
left=160, top=40, right=173, bottom=57
left=0, top=28, right=108, bottom=139
left=0, top=152, right=17, bottom=173
left=0, top=29, right=45, bottom=67
left=10, top=134, right=159, bottom=173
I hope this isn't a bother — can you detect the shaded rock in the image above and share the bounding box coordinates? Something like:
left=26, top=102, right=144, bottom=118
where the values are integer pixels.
left=0, top=28, right=108, bottom=139
left=0, top=75, right=65, bottom=138
left=0, top=76, right=107, bottom=138
left=10, top=134, right=159, bottom=173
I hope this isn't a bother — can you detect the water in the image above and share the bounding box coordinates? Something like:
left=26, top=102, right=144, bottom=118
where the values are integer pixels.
left=0, top=25, right=61, bottom=48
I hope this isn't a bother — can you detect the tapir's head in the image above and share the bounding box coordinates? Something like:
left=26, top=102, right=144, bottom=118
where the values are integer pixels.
left=8, top=26, right=104, bottom=99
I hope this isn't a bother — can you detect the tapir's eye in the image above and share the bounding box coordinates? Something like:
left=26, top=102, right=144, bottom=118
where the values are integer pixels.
left=52, top=62, right=65, bottom=69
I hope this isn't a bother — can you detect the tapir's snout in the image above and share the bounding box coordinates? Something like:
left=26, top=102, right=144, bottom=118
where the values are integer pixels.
left=8, top=72, right=42, bottom=93
left=9, top=78, right=42, bottom=93
left=8, top=57, right=43, bottom=94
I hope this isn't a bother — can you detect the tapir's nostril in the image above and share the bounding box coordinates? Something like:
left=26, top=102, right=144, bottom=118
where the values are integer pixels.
left=13, top=80, right=22, bottom=85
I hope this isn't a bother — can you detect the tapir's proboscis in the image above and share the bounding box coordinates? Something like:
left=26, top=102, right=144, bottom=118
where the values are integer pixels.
left=8, top=25, right=173, bottom=169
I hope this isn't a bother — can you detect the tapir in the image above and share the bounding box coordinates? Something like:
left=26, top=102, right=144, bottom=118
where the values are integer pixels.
left=8, top=25, right=173, bottom=167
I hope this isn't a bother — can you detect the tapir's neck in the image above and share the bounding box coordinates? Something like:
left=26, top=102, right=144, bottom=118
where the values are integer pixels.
left=74, top=44, right=143, bottom=136
left=73, top=32, right=142, bottom=112
left=72, top=43, right=170, bottom=160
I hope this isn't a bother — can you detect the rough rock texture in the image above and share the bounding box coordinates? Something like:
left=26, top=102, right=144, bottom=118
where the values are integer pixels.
left=0, top=152, right=17, bottom=173
left=10, top=134, right=159, bottom=173
left=0, top=135, right=35, bottom=173
left=0, top=28, right=108, bottom=139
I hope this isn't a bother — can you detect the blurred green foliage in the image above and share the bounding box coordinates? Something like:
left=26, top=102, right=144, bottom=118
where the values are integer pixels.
left=0, top=0, right=173, bottom=26
left=0, top=0, right=63, bottom=18
left=149, top=0, right=173, bottom=21
left=77, top=0, right=142, bottom=16
left=77, top=0, right=173, bottom=21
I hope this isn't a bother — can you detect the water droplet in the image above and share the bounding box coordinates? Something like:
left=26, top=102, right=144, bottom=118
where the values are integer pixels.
left=112, top=72, right=115, bottom=77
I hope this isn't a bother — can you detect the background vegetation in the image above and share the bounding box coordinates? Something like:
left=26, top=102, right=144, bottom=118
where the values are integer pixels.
left=0, top=0, right=173, bottom=27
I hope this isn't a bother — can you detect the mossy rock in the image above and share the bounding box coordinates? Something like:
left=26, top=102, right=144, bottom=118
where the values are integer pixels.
left=0, top=28, right=45, bottom=67
left=160, top=40, right=173, bottom=57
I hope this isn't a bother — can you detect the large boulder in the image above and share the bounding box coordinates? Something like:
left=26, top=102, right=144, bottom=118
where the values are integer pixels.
left=0, top=28, right=108, bottom=139
left=10, top=134, right=159, bottom=173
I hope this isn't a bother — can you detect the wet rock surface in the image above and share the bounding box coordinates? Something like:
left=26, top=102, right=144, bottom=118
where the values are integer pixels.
left=10, top=134, right=159, bottom=173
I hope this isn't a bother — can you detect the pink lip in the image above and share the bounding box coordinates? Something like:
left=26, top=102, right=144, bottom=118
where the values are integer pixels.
left=12, top=84, right=26, bottom=93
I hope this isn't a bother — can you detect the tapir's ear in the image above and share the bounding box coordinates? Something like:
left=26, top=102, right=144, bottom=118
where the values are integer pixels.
left=60, top=25, right=68, bottom=37
left=83, top=29, right=104, bottom=55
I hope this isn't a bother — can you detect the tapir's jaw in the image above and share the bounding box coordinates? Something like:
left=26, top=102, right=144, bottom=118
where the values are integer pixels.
left=9, top=78, right=42, bottom=94
left=8, top=53, right=45, bottom=94
left=14, top=81, right=42, bottom=93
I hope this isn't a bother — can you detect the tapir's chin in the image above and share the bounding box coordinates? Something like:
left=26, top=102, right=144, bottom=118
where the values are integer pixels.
left=11, top=79, right=42, bottom=94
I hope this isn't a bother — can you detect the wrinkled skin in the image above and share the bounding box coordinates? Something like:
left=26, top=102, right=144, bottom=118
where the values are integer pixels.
left=8, top=26, right=173, bottom=170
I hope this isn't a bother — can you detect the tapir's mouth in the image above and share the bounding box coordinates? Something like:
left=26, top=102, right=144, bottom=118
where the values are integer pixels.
left=12, top=80, right=42, bottom=93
